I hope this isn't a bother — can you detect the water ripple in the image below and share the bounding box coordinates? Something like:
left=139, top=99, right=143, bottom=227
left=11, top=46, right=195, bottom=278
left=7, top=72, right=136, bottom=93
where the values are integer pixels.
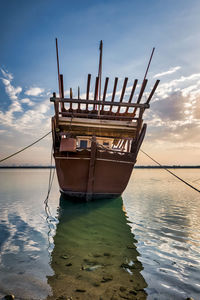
left=124, top=169, right=200, bottom=300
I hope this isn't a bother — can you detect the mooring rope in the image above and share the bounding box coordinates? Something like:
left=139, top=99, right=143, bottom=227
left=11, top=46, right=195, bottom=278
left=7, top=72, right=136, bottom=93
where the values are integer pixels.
left=0, top=131, right=52, bottom=163
left=140, top=149, right=200, bottom=194
left=44, top=143, right=56, bottom=257
left=44, top=143, right=55, bottom=206
left=0, top=130, right=199, bottom=194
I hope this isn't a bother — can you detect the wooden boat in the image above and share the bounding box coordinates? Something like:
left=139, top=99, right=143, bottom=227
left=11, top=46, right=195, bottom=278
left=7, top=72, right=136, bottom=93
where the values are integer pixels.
left=50, top=40, right=159, bottom=200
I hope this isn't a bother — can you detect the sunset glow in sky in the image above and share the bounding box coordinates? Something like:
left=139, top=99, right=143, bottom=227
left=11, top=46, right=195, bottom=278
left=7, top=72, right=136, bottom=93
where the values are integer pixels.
left=0, top=0, right=200, bottom=166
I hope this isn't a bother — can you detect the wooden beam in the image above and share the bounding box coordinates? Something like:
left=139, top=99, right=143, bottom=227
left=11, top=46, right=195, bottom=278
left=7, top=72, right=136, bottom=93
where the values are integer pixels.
left=55, top=38, right=61, bottom=98
left=59, top=111, right=138, bottom=121
left=101, top=77, right=109, bottom=111
left=78, top=86, right=80, bottom=99
left=117, top=77, right=128, bottom=113
left=110, top=77, right=118, bottom=112
left=137, top=79, right=148, bottom=104
left=146, top=80, right=160, bottom=104
left=94, top=76, right=99, bottom=110
left=125, top=79, right=138, bottom=113
left=60, top=74, right=65, bottom=111
left=131, top=123, right=146, bottom=154
left=54, top=98, right=59, bottom=128
left=69, top=88, right=73, bottom=110
left=78, top=86, right=80, bottom=110
left=51, top=97, right=149, bottom=108
left=94, top=77, right=99, bottom=100
left=135, top=108, right=144, bottom=142
left=86, top=74, right=91, bottom=110
left=133, top=79, right=148, bottom=115
left=86, top=136, right=97, bottom=200
left=143, top=48, right=155, bottom=81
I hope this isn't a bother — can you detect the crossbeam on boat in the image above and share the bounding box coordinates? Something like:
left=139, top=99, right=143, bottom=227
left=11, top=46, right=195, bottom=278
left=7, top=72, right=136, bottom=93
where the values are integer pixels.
left=58, top=112, right=138, bottom=121
left=50, top=97, right=150, bottom=109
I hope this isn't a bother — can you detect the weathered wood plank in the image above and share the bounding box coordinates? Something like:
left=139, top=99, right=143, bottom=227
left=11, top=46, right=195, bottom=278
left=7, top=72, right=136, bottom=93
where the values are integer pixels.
left=133, top=79, right=148, bottom=115
left=125, top=79, right=138, bottom=113
left=59, top=111, right=139, bottom=121
left=86, top=74, right=91, bottom=110
left=59, top=116, right=137, bottom=126
left=58, top=125, right=137, bottom=139
left=51, top=97, right=149, bottom=108
left=101, top=77, right=109, bottom=111
left=94, top=76, right=99, bottom=110
left=146, top=80, right=160, bottom=104
left=54, top=99, right=59, bottom=128
left=110, top=77, right=118, bottom=112
left=137, top=79, right=148, bottom=104
left=78, top=86, right=80, bottom=109
left=70, top=88, right=73, bottom=110
left=60, top=74, right=65, bottom=111
left=117, top=77, right=128, bottom=113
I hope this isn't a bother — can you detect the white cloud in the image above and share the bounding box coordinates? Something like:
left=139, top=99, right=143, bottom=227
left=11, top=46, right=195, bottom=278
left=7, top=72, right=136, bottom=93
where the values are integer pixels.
left=21, top=98, right=34, bottom=107
left=0, top=69, right=23, bottom=127
left=0, top=68, right=50, bottom=134
left=143, top=71, right=200, bottom=146
left=0, top=68, right=13, bottom=81
left=1, top=72, right=22, bottom=101
left=25, top=87, right=44, bottom=96
left=154, top=66, right=181, bottom=78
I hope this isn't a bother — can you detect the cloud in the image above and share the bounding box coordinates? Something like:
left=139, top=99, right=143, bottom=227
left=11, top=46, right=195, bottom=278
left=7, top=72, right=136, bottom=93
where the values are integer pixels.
left=143, top=71, right=200, bottom=147
left=0, top=68, right=13, bottom=81
left=154, top=66, right=181, bottom=78
left=25, top=87, right=44, bottom=96
left=0, top=68, right=50, bottom=134
left=0, top=69, right=23, bottom=127
left=21, top=98, right=34, bottom=107
left=1, top=70, right=22, bottom=101
left=151, top=92, right=186, bottom=121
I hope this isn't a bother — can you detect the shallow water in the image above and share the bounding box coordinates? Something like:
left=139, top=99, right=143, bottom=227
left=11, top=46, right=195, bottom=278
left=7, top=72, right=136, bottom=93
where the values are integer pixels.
left=0, top=169, right=199, bottom=299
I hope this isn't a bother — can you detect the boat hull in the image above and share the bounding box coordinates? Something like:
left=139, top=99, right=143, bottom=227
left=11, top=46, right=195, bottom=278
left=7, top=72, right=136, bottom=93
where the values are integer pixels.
left=55, top=155, right=135, bottom=200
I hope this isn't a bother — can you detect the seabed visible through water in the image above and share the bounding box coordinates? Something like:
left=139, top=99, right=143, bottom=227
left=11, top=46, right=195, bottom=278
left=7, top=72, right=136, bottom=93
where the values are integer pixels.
left=47, top=196, right=147, bottom=300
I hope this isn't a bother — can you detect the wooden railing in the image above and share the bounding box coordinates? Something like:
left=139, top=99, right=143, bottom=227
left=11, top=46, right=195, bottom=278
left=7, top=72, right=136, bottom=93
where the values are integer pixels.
left=50, top=73, right=160, bottom=125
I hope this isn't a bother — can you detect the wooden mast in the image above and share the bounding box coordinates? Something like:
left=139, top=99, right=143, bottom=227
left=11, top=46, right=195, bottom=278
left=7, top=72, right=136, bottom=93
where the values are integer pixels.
left=97, top=40, right=103, bottom=114
left=133, top=47, right=155, bottom=116
left=56, top=38, right=64, bottom=111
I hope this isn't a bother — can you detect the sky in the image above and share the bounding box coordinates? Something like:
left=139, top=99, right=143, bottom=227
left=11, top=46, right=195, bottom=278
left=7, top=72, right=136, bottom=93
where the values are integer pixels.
left=0, top=0, right=200, bottom=166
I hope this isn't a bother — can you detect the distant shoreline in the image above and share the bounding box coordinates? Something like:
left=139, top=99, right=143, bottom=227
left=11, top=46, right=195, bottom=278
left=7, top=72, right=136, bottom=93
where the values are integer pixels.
left=0, top=166, right=199, bottom=169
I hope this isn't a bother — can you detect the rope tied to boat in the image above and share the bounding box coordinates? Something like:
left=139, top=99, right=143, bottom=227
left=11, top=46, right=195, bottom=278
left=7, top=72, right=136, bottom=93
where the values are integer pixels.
left=0, top=131, right=199, bottom=194
left=140, top=149, right=200, bottom=194
left=0, top=131, right=52, bottom=163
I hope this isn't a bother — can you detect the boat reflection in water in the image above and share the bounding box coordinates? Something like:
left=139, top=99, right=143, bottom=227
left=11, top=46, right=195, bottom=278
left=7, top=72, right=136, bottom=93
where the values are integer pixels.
left=47, top=196, right=147, bottom=299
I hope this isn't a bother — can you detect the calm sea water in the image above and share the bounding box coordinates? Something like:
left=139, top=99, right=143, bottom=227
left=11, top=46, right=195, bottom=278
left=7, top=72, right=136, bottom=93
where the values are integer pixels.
left=0, top=169, right=199, bottom=300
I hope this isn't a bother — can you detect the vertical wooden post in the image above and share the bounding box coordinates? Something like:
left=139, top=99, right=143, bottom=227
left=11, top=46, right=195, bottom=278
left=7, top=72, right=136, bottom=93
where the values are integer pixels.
left=86, top=74, right=91, bottom=111
left=55, top=38, right=61, bottom=97
left=146, top=80, right=160, bottom=105
left=60, top=74, right=65, bottom=111
left=110, top=77, right=118, bottom=112
left=131, top=108, right=144, bottom=153
left=125, top=79, right=138, bottom=114
left=94, top=77, right=99, bottom=110
left=101, top=77, right=109, bottom=112
left=54, top=98, right=59, bottom=129
left=117, top=77, right=128, bottom=114
left=78, top=86, right=80, bottom=110
left=133, top=79, right=148, bottom=116
left=97, top=40, right=103, bottom=115
left=86, top=136, right=97, bottom=201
